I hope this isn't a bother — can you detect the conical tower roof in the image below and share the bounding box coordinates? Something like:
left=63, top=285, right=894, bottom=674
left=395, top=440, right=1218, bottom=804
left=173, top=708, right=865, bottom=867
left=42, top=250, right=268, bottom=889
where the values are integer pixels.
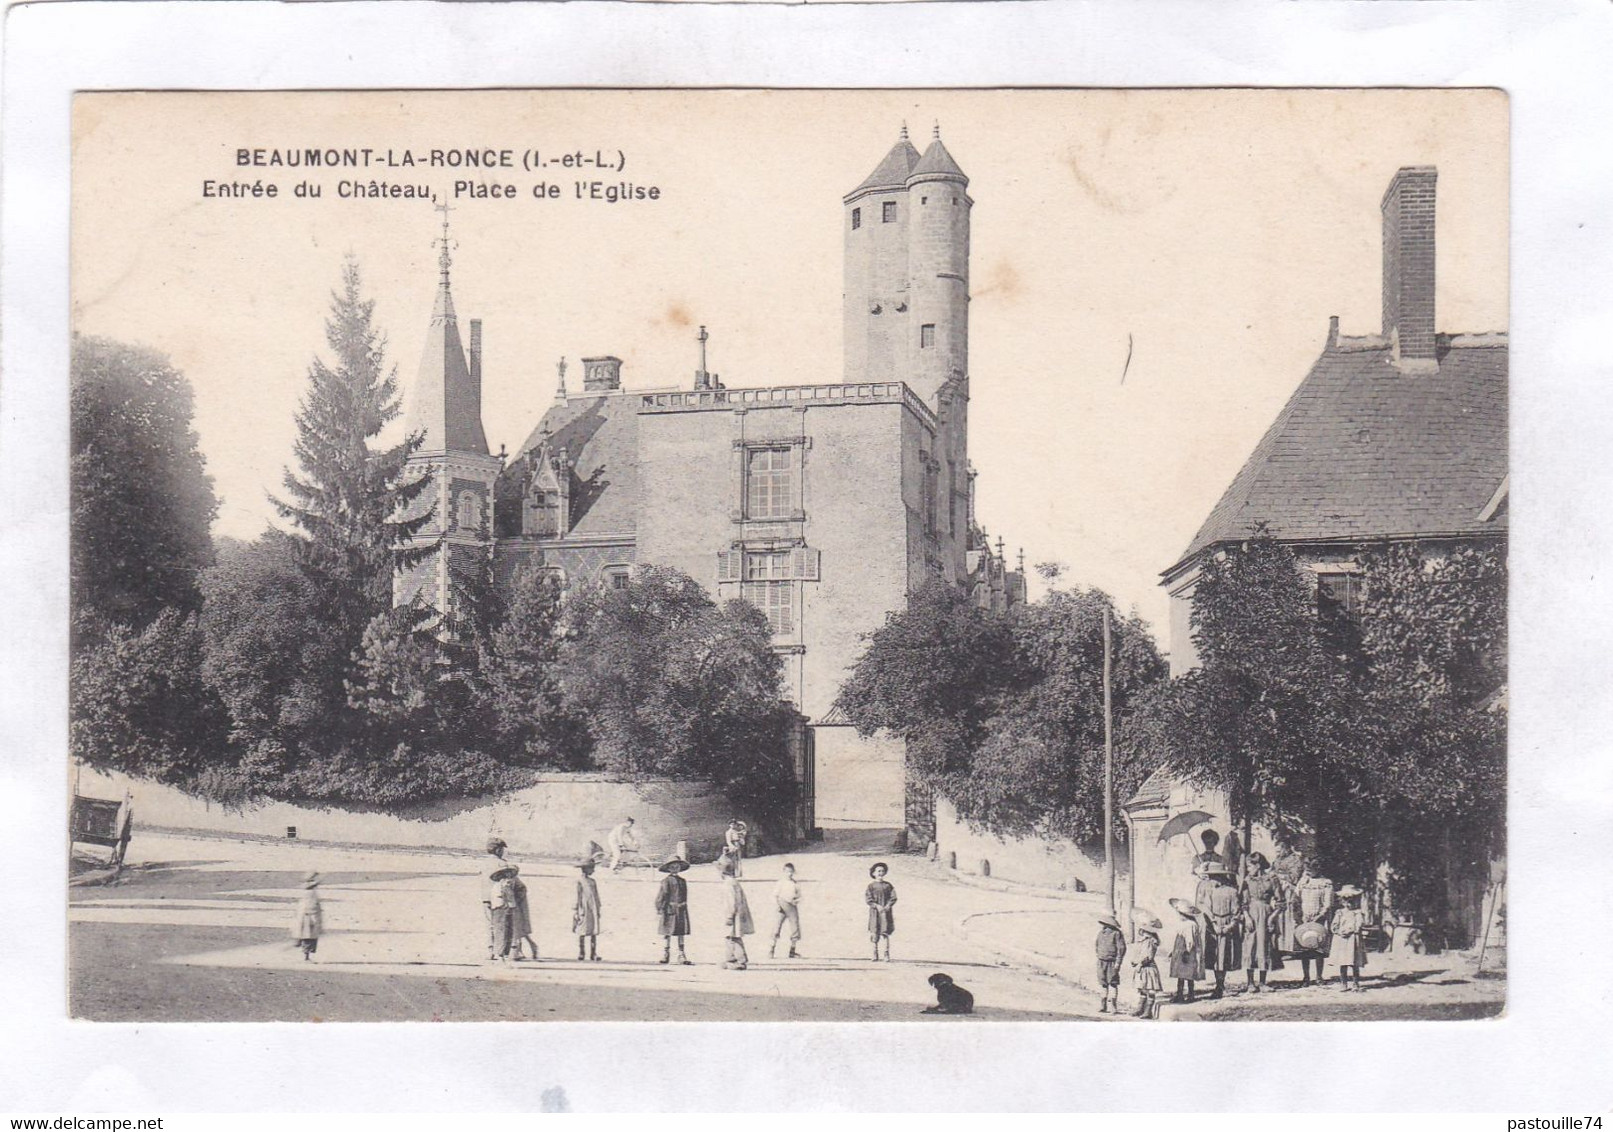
left=407, top=224, right=490, bottom=456
left=909, top=125, right=967, bottom=184
left=846, top=126, right=921, bottom=200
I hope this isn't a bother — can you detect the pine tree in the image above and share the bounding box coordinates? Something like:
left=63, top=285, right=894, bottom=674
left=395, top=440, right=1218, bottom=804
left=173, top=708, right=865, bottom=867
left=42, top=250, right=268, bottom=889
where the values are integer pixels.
left=272, top=258, right=432, bottom=721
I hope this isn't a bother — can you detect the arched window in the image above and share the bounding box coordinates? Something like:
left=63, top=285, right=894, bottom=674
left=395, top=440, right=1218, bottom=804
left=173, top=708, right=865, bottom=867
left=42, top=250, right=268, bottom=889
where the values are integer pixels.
left=456, top=490, right=482, bottom=531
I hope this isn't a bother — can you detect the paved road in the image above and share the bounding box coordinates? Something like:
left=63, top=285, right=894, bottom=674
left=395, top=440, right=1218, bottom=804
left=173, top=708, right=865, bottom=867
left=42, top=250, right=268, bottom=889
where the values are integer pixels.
left=69, top=830, right=1104, bottom=1023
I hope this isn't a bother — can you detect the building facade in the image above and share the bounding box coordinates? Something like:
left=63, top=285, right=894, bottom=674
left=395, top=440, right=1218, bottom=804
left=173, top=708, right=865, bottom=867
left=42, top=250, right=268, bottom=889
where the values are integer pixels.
left=1131, top=165, right=1508, bottom=945
left=397, top=128, right=1024, bottom=827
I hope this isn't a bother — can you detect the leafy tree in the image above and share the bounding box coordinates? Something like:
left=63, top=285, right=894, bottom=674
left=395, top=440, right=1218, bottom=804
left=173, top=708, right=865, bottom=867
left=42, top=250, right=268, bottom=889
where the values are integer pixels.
left=837, top=580, right=1165, bottom=843
left=199, top=533, right=342, bottom=787
left=70, top=608, right=227, bottom=786
left=71, top=335, right=218, bottom=646
left=557, top=567, right=799, bottom=823
left=948, top=589, right=1166, bottom=843
left=836, top=579, right=1024, bottom=780
left=1140, top=534, right=1362, bottom=868
left=270, top=258, right=432, bottom=725
left=473, top=565, right=588, bottom=767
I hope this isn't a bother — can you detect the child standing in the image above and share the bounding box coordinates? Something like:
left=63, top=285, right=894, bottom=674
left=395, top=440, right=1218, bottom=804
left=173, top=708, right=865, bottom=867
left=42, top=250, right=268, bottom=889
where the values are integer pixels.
left=573, top=858, right=603, bottom=961
left=1094, top=912, right=1128, bottom=1014
left=1130, top=912, right=1165, bottom=1019
left=292, top=872, right=322, bottom=961
left=720, top=855, right=754, bottom=970
left=508, top=864, right=539, bottom=961
left=1167, top=897, right=1204, bottom=1003
left=769, top=862, right=802, bottom=959
left=1329, top=884, right=1369, bottom=992
left=865, top=862, right=897, bottom=962
left=488, top=865, right=518, bottom=961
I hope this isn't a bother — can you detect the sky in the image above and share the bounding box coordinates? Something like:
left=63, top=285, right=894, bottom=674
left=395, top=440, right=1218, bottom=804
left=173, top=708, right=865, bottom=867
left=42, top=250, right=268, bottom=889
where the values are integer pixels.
left=71, top=89, right=1507, bottom=642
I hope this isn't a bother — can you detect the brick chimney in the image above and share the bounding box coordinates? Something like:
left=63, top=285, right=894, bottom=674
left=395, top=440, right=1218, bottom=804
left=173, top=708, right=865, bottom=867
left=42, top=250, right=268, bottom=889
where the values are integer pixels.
left=582, top=356, right=623, bottom=392
left=1381, top=166, right=1438, bottom=370
left=468, top=319, right=483, bottom=400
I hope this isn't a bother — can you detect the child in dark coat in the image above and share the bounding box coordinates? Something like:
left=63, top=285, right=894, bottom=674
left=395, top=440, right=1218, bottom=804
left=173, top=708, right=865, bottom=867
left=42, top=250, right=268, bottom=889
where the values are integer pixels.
left=1095, top=912, right=1128, bottom=1014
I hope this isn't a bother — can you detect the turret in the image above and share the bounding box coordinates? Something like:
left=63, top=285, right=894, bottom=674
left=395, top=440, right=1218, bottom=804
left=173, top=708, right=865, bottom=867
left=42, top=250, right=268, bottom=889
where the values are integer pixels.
left=843, top=125, right=920, bottom=387
left=904, top=123, right=971, bottom=406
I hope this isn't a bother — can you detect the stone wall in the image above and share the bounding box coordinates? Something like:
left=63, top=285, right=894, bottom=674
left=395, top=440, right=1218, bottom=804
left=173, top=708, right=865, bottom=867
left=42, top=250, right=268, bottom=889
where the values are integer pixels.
left=933, top=795, right=1118, bottom=892
left=76, top=767, right=744, bottom=862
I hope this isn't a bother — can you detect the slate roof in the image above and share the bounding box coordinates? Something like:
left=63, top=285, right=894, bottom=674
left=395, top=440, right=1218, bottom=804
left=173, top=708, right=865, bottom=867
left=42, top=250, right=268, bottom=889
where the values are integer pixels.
left=501, top=393, right=641, bottom=538
left=406, top=279, right=490, bottom=455
left=910, top=136, right=967, bottom=182
left=1170, top=335, right=1508, bottom=575
left=847, top=133, right=921, bottom=199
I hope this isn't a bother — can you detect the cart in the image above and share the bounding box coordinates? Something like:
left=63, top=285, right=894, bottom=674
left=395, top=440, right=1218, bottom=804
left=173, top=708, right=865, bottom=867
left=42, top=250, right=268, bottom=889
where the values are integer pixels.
left=70, top=789, right=134, bottom=871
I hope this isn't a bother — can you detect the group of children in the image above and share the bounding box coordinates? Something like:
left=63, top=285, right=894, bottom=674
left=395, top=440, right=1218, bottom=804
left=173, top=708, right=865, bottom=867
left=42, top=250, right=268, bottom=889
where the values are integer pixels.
left=1092, top=881, right=1372, bottom=1019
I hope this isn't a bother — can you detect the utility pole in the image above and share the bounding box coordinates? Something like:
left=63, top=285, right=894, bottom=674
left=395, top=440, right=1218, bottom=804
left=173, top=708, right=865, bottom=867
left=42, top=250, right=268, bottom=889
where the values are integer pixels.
left=1103, top=604, right=1116, bottom=915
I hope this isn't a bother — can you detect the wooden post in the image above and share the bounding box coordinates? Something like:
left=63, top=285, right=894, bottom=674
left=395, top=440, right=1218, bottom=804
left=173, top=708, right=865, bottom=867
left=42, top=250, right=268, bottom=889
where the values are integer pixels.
left=1104, top=605, right=1116, bottom=914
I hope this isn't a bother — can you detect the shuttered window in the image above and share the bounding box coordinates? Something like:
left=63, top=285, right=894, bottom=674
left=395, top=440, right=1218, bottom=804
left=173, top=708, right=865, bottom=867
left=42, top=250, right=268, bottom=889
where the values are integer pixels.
left=743, top=551, right=793, bottom=634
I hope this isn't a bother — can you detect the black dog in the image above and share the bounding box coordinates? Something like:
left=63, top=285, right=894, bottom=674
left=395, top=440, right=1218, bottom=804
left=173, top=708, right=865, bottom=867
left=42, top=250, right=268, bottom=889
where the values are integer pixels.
left=922, top=972, right=975, bottom=1015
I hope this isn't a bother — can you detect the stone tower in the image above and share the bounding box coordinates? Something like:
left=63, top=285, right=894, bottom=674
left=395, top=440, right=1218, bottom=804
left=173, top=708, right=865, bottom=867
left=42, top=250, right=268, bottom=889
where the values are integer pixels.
left=396, top=208, right=503, bottom=615
left=843, top=124, right=973, bottom=586
left=843, top=123, right=972, bottom=411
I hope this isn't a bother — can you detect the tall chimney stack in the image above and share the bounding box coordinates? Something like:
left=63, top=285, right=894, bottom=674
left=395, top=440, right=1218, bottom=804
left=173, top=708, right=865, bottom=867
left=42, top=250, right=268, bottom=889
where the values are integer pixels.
left=468, top=319, right=483, bottom=398
left=1381, top=166, right=1438, bottom=370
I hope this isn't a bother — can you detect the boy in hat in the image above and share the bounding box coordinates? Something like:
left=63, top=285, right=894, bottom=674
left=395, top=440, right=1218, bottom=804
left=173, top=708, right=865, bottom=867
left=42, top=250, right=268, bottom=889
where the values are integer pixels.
left=866, top=862, right=897, bottom=961
left=1329, top=885, right=1369, bottom=992
left=480, top=837, right=508, bottom=960
left=291, top=872, right=322, bottom=961
left=719, top=855, right=754, bottom=970
left=573, top=858, right=603, bottom=961
left=1130, top=912, right=1165, bottom=1019
left=654, top=852, right=693, bottom=964
left=1095, top=911, right=1128, bottom=1013
left=769, top=862, right=803, bottom=959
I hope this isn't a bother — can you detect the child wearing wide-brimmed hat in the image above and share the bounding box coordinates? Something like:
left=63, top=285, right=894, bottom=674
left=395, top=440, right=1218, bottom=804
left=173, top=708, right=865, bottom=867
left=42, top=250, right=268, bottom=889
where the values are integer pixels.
left=1167, top=897, right=1204, bottom=1003
left=1094, top=911, right=1128, bottom=1014
left=654, top=852, right=693, bottom=965
left=866, top=862, right=897, bottom=961
left=1329, top=884, right=1369, bottom=992
left=1130, top=911, right=1165, bottom=1019
left=488, top=865, right=519, bottom=961
left=291, top=872, right=322, bottom=960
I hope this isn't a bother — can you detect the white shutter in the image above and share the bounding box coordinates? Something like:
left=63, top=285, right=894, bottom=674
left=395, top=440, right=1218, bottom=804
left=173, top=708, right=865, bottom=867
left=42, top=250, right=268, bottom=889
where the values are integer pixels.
left=791, top=547, right=820, bottom=581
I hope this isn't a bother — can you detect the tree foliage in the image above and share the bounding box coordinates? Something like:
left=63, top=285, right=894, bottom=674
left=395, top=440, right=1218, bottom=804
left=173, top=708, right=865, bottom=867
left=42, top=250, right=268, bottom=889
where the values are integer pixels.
left=471, top=565, right=589, bottom=768
left=269, top=258, right=432, bottom=726
left=837, top=579, right=1166, bottom=842
left=71, top=335, right=218, bottom=646
left=1123, top=532, right=1507, bottom=924
left=557, top=566, right=800, bottom=823
left=70, top=609, right=226, bottom=787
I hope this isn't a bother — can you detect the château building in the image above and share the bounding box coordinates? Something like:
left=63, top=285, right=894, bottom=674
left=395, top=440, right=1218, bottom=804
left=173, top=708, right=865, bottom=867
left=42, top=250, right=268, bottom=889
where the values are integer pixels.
left=396, top=127, right=1024, bottom=827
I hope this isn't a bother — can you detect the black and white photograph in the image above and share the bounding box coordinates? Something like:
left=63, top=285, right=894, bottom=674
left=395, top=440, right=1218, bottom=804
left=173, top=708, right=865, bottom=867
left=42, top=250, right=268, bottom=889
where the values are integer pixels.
left=63, top=89, right=1510, bottom=1025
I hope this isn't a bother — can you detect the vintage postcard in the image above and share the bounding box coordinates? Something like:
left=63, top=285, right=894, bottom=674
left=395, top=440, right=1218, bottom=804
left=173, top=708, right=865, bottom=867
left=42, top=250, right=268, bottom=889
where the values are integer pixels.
left=67, top=88, right=1508, bottom=1025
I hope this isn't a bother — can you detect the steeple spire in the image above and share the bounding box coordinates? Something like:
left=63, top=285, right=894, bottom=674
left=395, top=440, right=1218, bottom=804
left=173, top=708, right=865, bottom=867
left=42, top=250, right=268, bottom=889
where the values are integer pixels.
left=406, top=206, right=488, bottom=455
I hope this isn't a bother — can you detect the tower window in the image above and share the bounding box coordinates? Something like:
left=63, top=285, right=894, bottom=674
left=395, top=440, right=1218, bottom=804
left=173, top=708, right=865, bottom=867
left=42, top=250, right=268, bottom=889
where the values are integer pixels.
left=921, top=324, right=936, bottom=348
left=742, top=551, right=793, bottom=634
left=882, top=201, right=897, bottom=223
left=921, top=196, right=928, bottom=205
left=606, top=566, right=632, bottom=590
left=851, top=207, right=861, bottom=230
left=456, top=490, right=482, bottom=531
left=1317, top=571, right=1361, bottom=621
left=745, top=446, right=793, bottom=519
